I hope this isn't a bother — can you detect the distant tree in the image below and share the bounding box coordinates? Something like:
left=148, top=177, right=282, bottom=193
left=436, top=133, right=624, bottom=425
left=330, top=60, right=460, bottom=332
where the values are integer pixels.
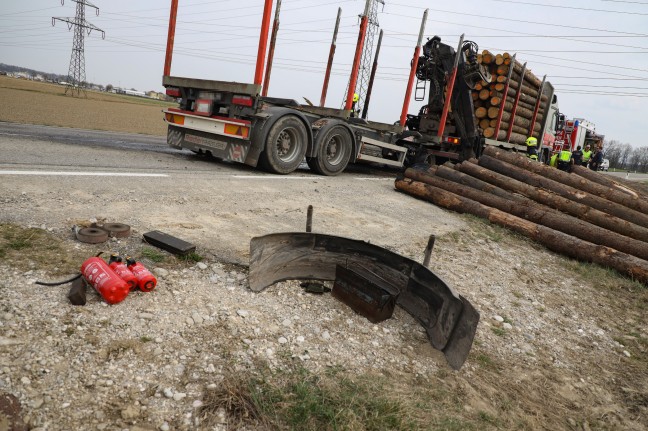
left=106, top=84, right=113, bottom=92
left=619, top=143, right=633, bottom=169
left=603, top=140, right=622, bottom=169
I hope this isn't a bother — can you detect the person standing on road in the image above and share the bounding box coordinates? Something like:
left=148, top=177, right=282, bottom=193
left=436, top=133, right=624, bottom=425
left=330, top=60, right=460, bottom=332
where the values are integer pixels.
left=582, top=144, right=592, bottom=167
left=572, top=145, right=583, bottom=167
left=525, top=136, right=539, bottom=161
left=590, top=144, right=604, bottom=171
left=556, top=149, right=573, bottom=172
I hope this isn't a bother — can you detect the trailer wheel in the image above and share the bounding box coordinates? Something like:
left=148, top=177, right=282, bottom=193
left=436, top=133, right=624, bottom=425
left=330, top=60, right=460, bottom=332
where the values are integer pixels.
left=307, top=125, right=352, bottom=176
left=259, top=115, right=308, bottom=174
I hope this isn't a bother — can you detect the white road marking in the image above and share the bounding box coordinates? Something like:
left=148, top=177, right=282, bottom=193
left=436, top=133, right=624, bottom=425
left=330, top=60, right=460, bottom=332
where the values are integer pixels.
left=0, top=170, right=168, bottom=177
left=230, top=175, right=391, bottom=180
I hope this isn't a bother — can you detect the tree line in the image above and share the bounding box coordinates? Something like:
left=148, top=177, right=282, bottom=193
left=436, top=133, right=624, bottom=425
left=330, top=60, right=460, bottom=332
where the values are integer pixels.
left=603, top=140, right=648, bottom=173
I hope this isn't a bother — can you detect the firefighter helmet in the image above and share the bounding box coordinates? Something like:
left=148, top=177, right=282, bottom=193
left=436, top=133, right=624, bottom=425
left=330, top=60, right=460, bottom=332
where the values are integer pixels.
left=353, top=93, right=359, bottom=103
left=525, top=137, right=538, bottom=147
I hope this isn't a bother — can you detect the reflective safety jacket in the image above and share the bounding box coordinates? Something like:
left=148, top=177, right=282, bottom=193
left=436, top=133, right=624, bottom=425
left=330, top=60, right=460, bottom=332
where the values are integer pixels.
left=582, top=150, right=592, bottom=162
left=559, top=150, right=572, bottom=162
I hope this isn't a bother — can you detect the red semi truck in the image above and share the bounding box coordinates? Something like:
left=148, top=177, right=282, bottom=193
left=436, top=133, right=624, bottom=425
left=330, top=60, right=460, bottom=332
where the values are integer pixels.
left=161, top=1, right=562, bottom=175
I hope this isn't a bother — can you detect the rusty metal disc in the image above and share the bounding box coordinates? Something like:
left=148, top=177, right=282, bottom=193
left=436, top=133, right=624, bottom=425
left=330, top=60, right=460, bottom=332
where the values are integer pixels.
left=102, top=223, right=131, bottom=238
left=76, top=227, right=109, bottom=244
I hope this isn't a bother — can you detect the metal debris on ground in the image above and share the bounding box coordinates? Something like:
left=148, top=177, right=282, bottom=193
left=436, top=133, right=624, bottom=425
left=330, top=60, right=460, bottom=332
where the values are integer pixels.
left=143, top=230, right=196, bottom=255
left=248, top=206, right=480, bottom=370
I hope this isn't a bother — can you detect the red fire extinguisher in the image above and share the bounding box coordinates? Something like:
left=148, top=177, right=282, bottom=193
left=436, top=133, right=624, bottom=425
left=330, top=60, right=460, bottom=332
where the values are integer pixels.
left=108, top=254, right=137, bottom=291
left=80, top=257, right=130, bottom=304
left=126, top=257, right=157, bottom=292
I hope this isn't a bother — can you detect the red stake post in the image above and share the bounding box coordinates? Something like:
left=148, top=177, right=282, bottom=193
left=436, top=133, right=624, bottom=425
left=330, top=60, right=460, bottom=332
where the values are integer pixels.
left=344, top=0, right=371, bottom=112
left=254, top=0, right=274, bottom=87
left=262, top=0, right=282, bottom=97
left=506, top=62, right=527, bottom=142
left=362, top=29, right=383, bottom=119
left=320, top=7, right=342, bottom=107
left=437, top=34, right=464, bottom=138
left=400, top=9, right=428, bottom=127
left=163, top=0, right=179, bottom=76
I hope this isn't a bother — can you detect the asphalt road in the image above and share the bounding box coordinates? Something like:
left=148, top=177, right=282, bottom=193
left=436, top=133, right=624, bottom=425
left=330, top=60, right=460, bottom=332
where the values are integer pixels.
left=0, top=122, right=463, bottom=265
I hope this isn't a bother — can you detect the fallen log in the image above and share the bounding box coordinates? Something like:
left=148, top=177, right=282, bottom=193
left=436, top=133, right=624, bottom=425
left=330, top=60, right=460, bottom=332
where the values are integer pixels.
left=394, top=178, right=648, bottom=285
left=483, top=147, right=648, bottom=215
left=477, top=153, right=648, bottom=229
left=402, top=169, right=648, bottom=261
left=453, top=160, right=648, bottom=243
left=571, top=165, right=648, bottom=201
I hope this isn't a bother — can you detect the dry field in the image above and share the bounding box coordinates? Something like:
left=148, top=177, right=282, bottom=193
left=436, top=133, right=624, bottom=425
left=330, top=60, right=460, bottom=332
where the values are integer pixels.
left=0, top=76, right=173, bottom=136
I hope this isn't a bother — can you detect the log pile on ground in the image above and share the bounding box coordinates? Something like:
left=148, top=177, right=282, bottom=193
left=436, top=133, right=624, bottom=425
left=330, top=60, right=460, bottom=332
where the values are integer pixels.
left=395, top=146, right=648, bottom=284
left=472, top=50, right=549, bottom=146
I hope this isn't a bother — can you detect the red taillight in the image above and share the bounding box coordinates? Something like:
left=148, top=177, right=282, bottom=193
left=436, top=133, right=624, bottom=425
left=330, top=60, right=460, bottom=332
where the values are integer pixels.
left=194, top=99, right=213, bottom=116
left=166, top=87, right=181, bottom=97
left=232, top=94, right=253, bottom=107
left=448, top=136, right=461, bottom=145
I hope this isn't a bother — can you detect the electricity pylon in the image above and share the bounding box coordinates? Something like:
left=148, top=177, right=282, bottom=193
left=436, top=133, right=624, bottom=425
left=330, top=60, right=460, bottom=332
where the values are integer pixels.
left=53, top=0, right=105, bottom=97
left=342, top=0, right=384, bottom=116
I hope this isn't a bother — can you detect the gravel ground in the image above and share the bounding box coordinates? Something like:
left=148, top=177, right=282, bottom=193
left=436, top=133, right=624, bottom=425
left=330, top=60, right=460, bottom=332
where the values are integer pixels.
left=1, top=215, right=647, bottom=430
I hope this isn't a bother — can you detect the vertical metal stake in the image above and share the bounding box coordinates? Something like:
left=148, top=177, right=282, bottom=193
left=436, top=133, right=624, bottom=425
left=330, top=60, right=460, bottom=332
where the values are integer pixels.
left=306, top=205, right=313, bottom=233
left=422, top=234, right=436, bottom=267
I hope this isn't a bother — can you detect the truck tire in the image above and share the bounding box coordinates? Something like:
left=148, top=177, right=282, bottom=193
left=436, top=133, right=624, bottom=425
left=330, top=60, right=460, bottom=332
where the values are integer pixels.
left=259, top=115, right=308, bottom=174
left=307, top=125, right=352, bottom=176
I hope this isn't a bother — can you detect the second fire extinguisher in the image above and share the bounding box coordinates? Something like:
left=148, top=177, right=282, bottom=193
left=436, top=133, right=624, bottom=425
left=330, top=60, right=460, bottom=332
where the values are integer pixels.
left=126, top=257, right=157, bottom=292
left=108, top=254, right=137, bottom=291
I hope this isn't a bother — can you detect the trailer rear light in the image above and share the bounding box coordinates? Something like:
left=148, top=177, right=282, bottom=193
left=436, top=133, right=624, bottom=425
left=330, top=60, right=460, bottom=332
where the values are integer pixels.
left=232, top=95, right=253, bottom=107
left=166, top=87, right=181, bottom=97
left=224, top=124, right=250, bottom=138
left=194, top=99, right=213, bottom=116
left=448, top=137, right=461, bottom=145
left=165, top=112, right=185, bottom=125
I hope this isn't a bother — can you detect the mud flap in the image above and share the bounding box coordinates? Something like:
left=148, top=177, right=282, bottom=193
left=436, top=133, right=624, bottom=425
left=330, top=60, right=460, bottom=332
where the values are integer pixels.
left=168, top=126, right=250, bottom=163
left=248, top=232, right=479, bottom=370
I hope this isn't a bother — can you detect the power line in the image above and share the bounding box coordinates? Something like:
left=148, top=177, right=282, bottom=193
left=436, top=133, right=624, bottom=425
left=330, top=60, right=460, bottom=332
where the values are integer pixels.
left=490, top=0, right=648, bottom=15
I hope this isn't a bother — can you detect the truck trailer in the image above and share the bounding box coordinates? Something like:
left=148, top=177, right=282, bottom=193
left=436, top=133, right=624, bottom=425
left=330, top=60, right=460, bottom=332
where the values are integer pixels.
left=161, top=1, right=562, bottom=175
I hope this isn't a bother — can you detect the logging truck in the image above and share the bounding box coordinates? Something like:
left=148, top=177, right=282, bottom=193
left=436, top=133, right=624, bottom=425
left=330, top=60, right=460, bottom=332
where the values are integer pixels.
left=161, top=2, right=562, bottom=174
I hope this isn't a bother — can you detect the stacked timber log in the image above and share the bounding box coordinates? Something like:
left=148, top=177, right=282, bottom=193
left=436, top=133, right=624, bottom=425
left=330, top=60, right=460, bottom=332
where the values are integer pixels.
left=395, top=146, right=648, bottom=284
left=472, top=50, right=548, bottom=146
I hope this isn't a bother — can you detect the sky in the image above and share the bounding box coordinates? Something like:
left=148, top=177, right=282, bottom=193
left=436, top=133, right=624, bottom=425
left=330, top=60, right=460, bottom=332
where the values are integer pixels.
left=1, top=0, right=647, bottom=147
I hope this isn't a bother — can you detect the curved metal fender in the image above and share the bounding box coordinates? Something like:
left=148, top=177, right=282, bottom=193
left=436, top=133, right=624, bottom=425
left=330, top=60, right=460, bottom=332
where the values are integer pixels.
left=248, top=232, right=479, bottom=370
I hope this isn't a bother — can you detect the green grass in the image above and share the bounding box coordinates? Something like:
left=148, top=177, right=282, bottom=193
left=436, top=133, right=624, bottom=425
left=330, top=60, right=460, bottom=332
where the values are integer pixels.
left=200, top=366, right=422, bottom=430
left=0, top=223, right=88, bottom=275
left=140, top=247, right=166, bottom=263
left=491, top=327, right=506, bottom=337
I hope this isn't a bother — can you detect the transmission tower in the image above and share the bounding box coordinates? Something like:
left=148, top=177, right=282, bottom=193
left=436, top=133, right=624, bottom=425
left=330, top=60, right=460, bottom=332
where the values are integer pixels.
left=52, top=0, right=105, bottom=97
left=343, top=0, right=384, bottom=116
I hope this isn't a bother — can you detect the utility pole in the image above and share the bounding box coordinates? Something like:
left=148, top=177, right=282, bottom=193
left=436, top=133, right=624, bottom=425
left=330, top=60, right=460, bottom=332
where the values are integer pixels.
left=53, top=0, right=105, bottom=97
left=343, top=0, right=384, bottom=116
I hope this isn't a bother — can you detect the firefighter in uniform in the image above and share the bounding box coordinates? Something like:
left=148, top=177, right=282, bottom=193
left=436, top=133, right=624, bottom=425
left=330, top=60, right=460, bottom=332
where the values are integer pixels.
left=556, top=149, right=573, bottom=172
left=351, top=93, right=359, bottom=117
left=525, top=136, right=539, bottom=161
left=582, top=144, right=592, bottom=167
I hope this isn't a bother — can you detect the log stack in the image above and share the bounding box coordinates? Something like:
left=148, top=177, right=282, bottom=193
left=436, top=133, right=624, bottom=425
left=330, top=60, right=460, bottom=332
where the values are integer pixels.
left=472, top=50, right=549, bottom=146
left=394, top=147, right=648, bottom=284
